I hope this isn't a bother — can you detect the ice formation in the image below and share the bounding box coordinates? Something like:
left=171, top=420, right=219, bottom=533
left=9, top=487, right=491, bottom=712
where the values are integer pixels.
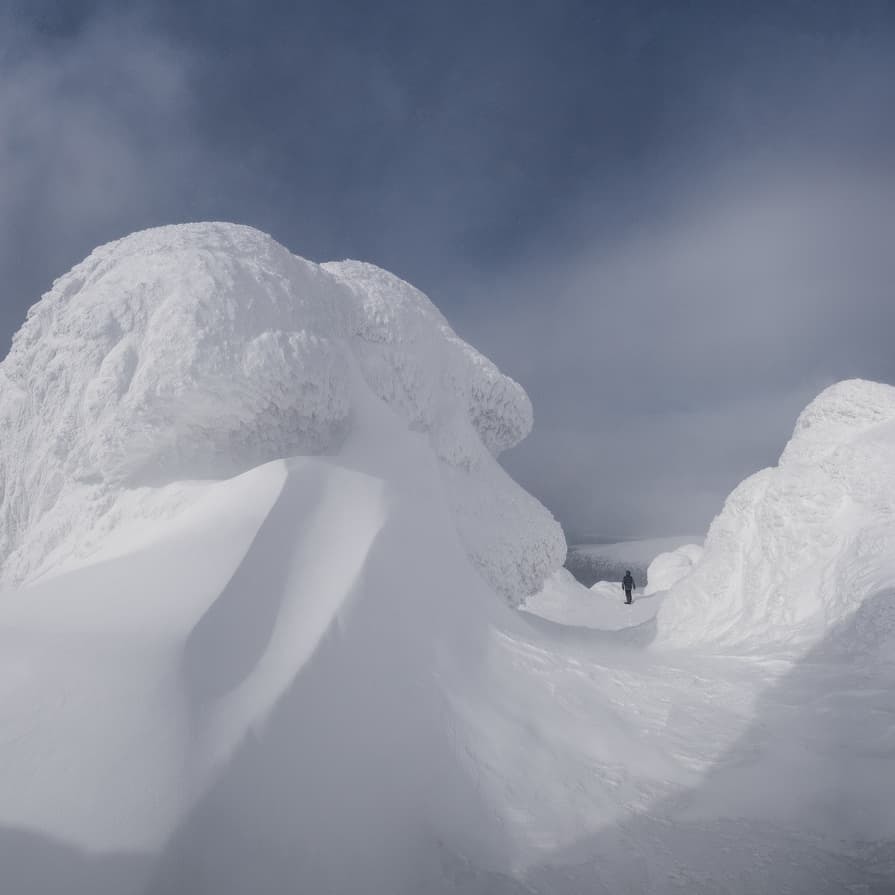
left=0, top=223, right=563, bottom=600
left=657, top=379, right=895, bottom=652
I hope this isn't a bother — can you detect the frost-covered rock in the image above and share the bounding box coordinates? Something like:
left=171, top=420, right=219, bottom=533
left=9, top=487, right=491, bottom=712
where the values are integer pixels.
left=657, top=379, right=895, bottom=652
left=0, top=223, right=563, bottom=599
left=644, top=543, right=703, bottom=595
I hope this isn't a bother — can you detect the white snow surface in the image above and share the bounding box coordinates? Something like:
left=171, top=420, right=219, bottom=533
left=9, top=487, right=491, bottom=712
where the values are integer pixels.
left=522, top=568, right=664, bottom=631
left=644, top=543, right=704, bottom=595
left=0, top=223, right=563, bottom=601
left=0, top=228, right=893, bottom=894
left=658, top=379, right=895, bottom=653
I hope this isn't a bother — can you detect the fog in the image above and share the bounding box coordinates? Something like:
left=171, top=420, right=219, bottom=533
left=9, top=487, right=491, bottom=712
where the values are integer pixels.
left=458, top=165, right=895, bottom=537
left=3, top=1, right=895, bottom=537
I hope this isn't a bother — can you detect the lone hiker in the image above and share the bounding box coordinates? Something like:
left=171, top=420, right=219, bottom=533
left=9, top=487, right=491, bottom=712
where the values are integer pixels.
left=622, top=570, right=635, bottom=604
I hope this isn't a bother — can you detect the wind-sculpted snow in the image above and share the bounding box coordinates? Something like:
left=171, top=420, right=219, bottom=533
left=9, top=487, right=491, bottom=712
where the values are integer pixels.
left=0, top=236, right=891, bottom=892
left=644, top=543, right=703, bottom=596
left=0, top=223, right=563, bottom=598
left=657, top=379, right=895, bottom=652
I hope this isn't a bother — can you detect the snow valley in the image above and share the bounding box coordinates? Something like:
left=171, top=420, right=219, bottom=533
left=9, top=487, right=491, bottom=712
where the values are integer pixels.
left=0, top=223, right=892, bottom=894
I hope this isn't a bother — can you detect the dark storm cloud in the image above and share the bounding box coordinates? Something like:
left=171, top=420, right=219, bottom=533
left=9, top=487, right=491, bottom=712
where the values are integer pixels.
left=2, top=1, right=895, bottom=538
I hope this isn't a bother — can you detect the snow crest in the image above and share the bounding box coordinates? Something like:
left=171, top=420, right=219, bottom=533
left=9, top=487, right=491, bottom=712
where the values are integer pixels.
left=0, top=223, right=563, bottom=598
left=657, top=379, right=895, bottom=652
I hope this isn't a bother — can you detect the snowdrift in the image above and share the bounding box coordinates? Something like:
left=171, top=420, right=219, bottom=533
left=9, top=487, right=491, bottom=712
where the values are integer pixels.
left=643, top=543, right=703, bottom=595
left=0, top=223, right=563, bottom=601
left=657, top=379, right=895, bottom=653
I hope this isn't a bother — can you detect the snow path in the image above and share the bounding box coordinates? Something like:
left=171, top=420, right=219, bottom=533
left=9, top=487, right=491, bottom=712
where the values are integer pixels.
left=522, top=569, right=666, bottom=631
left=488, top=613, right=895, bottom=892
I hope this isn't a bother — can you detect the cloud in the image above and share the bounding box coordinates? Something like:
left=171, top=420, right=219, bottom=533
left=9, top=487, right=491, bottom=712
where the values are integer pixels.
left=0, top=8, right=198, bottom=339
left=459, top=160, right=895, bottom=538
left=3, top=3, right=894, bottom=541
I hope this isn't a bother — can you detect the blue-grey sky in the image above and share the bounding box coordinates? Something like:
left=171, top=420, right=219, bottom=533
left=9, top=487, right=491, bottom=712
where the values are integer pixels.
left=3, top=0, right=895, bottom=539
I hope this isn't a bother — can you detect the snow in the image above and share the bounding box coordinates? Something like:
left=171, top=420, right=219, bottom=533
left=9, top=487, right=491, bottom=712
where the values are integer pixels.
left=657, top=379, right=895, bottom=653
left=0, top=223, right=564, bottom=601
left=566, top=535, right=701, bottom=587
left=643, top=543, right=704, bottom=595
left=522, top=569, right=665, bottom=631
left=0, top=226, right=892, bottom=893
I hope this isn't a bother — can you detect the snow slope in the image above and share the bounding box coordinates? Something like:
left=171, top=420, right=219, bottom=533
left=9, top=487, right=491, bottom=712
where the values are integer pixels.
left=0, top=226, right=892, bottom=894
left=522, top=568, right=664, bottom=630
left=643, top=543, right=703, bottom=595
left=658, top=379, right=895, bottom=653
left=524, top=539, right=706, bottom=632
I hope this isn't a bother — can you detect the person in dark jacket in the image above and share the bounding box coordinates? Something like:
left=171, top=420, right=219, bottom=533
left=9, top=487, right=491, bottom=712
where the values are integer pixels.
left=621, top=570, right=635, bottom=604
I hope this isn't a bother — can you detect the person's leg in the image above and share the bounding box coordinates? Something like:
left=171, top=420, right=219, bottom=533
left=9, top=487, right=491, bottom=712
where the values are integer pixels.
left=625, top=588, right=632, bottom=604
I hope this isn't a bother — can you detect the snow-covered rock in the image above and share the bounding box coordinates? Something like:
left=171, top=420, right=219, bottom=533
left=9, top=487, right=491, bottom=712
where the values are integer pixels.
left=657, top=379, right=895, bottom=652
left=0, top=223, right=563, bottom=601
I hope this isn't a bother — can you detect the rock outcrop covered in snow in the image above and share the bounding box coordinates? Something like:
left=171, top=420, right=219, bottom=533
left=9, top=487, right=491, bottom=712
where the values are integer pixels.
left=0, top=223, right=563, bottom=600
left=657, top=379, right=895, bottom=652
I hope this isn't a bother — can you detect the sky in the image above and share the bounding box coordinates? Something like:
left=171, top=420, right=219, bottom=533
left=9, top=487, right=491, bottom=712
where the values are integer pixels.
left=3, top=0, right=895, bottom=540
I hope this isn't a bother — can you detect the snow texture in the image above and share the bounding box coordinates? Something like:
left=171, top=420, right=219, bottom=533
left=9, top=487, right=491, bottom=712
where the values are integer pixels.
left=522, top=568, right=664, bottom=630
left=0, top=223, right=563, bottom=601
left=658, top=379, right=895, bottom=652
left=644, top=543, right=703, bottom=595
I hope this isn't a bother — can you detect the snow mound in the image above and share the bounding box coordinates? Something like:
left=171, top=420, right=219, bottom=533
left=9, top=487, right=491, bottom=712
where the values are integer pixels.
left=565, top=535, right=699, bottom=587
left=657, top=379, right=895, bottom=652
left=0, top=223, right=563, bottom=600
left=644, top=543, right=703, bottom=595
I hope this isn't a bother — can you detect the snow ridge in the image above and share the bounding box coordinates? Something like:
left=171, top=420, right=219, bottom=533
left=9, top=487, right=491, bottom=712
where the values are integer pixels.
left=0, top=223, right=564, bottom=599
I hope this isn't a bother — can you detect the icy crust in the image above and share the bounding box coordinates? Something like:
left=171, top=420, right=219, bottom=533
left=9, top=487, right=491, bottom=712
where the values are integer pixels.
left=657, top=379, right=895, bottom=652
left=0, top=223, right=563, bottom=598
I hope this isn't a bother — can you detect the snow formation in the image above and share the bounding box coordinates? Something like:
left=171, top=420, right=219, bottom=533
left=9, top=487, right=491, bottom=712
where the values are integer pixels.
left=0, top=223, right=563, bottom=601
left=644, top=543, right=703, bottom=595
left=658, top=379, right=895, bottom=652
left=522, top=568, right=664, bottom=630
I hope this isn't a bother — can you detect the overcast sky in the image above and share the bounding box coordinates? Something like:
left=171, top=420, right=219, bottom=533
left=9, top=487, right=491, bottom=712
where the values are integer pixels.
left=3, top=0, right=895, bottom=540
